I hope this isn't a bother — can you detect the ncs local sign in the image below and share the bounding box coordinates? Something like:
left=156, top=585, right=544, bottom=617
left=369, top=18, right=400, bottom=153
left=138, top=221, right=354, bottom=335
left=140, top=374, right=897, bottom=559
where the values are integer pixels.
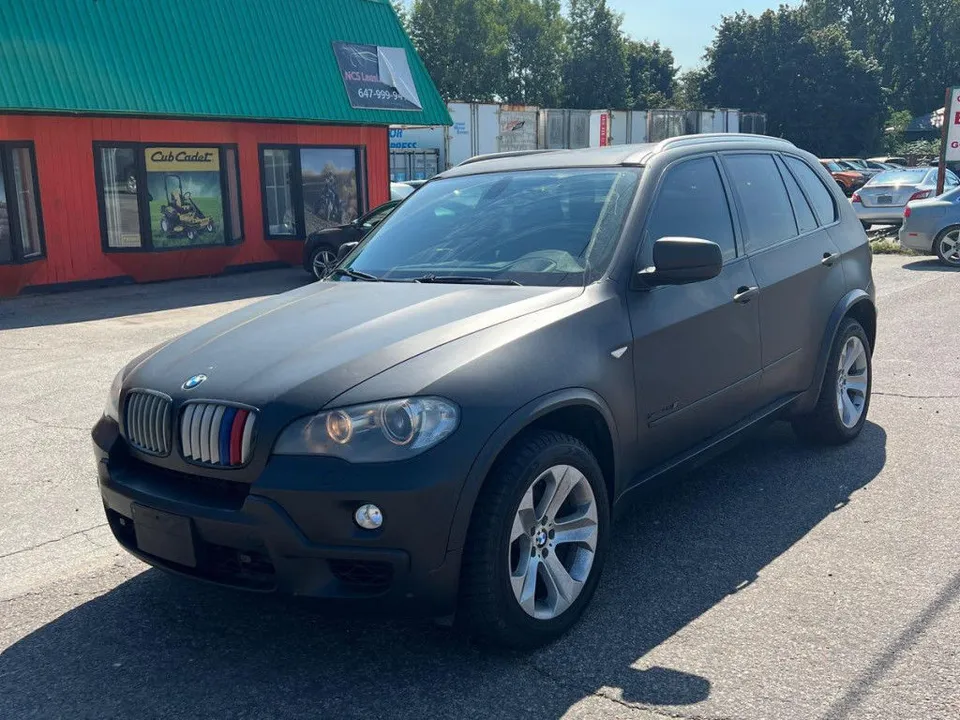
left=145, top=147, right=221, bottom=172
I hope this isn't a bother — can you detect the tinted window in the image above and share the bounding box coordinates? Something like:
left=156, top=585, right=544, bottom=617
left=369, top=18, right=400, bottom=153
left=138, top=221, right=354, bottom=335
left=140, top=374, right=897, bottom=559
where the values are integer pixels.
left=644, top=157, right=736, bottom=262
left=784, top=156, right=837, bottom=225
left=776, top=158, right=817, bottom=233
left=724, top=154, right=798, bottom=252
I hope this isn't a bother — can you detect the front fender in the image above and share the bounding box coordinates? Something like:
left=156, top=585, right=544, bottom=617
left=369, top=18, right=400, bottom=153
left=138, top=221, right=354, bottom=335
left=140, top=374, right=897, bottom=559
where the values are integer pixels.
left=444, top=388, right=620, bottom=554
left=793, top=288, right=876, bottom=415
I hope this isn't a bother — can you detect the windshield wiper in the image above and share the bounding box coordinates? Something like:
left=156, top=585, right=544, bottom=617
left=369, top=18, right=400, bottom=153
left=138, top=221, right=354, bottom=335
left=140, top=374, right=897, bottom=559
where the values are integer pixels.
left=411, top=274, right=523, bottom=286
left=330, top=267, right=381, bottom=282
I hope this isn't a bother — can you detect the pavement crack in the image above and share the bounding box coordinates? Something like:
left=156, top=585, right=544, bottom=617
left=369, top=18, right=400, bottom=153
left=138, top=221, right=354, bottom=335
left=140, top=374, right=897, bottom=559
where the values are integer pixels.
left=873, top=391, right=960, bottom=400
left=0, top=523, right=108, bottom=560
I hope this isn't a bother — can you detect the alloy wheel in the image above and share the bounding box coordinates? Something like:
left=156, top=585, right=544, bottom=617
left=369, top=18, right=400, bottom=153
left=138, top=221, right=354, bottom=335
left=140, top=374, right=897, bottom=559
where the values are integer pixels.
left=836, top=335, right=869, bottom=428
left=939, top=229, right=960, bottom=265
left=312, top=249, right=338, bottom=279
left=507, top=464, right=598, bottom=620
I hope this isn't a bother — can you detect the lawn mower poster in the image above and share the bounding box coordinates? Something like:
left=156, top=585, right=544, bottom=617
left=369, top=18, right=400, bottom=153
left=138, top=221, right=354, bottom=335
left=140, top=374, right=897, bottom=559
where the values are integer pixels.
left=145, top=147, right=224, bottom=247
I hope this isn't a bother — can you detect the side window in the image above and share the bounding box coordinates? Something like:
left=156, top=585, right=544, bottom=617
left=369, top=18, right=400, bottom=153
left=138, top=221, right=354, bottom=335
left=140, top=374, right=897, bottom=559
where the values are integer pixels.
left=776, top=156, right=817, bottom=233
left=723, top=153, right=797, bottom=253
left=644, top=156, right=737, bottom=262
left=362, top=203, right=394, bottom=228
left=783, top=156, right=838, bottom=226
left=946, top=171, right=960, bottom=187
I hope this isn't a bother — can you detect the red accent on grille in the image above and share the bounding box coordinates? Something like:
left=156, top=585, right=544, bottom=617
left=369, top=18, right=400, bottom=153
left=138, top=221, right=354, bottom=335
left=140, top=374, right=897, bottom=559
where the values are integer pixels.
left=230, top=409, right=248, bottom=465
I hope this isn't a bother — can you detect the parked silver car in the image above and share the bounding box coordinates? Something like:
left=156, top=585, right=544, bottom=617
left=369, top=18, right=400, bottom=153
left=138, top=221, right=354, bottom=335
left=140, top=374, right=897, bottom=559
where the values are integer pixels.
left=899, top=186, right=960, bottom=266
left=853, top=167, right=960, bottom=227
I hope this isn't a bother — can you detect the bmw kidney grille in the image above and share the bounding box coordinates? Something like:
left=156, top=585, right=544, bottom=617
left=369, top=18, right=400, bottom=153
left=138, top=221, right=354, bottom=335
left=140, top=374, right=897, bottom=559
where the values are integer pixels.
left=123, top=390, right=173, bottom=456
left=180, top=403, right=257, bottom=467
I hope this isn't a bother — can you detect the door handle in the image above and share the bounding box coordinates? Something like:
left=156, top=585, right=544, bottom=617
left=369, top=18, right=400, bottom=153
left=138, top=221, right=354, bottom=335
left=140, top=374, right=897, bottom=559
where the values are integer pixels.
left=733, top=286, right=759, bottom=304
left=821, top=252, right=841, bottom=267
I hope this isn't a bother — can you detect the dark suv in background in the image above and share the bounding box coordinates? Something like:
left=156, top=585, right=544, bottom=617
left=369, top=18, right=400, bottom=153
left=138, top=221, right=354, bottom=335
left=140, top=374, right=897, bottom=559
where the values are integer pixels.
left=94, top=135, right=876, bottom=649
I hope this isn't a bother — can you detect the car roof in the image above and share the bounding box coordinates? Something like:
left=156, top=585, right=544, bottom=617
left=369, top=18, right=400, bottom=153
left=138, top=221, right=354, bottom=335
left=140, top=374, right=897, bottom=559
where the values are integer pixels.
left=438, top=134, right=797, bottom=177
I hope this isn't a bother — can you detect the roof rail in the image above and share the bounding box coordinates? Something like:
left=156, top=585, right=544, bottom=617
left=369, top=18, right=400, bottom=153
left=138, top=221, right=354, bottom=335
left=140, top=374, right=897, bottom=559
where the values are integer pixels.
left=656, top=133, right=793, bottom=152
left=623, top=133, right=794, bottom=165
left=455, top=149, right=563, bottom=167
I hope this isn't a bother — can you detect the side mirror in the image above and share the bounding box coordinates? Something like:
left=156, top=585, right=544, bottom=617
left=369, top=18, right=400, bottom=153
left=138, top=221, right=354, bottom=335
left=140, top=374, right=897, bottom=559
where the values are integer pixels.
left=639, top=237, right=723, bottom=286
left=336, top=241, right=359, bottom=261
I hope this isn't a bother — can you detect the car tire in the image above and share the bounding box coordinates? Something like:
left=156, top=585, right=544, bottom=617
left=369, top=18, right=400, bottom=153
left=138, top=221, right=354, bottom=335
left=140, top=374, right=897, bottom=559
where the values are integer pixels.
left=458, top=430, right=609, bottom=650
left=792, top=317, right=872, bottom=445
left=934, top=225, right=960, bottom=266
left=309, top=245, right=338, bottom=280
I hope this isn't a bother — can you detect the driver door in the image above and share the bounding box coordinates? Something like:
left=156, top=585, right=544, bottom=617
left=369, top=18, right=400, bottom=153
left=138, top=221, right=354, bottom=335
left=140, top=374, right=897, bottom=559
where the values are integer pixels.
left=627, top=156, right=763, bottom=469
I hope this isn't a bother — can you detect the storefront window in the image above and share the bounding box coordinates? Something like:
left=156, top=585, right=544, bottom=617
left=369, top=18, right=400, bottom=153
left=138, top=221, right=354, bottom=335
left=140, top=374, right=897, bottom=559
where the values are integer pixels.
left=260, top=145, right=363, bottom=239
left=0, top=143, right=45, bottom=264
left=300, top=148, right=359, bottom=234
left=0, top=161, right=10, bottom=263
left=145, top=146, right=225, bottom=248
left=96, top=143, right=242, bottom=252
left=100, top=147, right=142, bottom=249
left=263, top=148, right=296, bottom=236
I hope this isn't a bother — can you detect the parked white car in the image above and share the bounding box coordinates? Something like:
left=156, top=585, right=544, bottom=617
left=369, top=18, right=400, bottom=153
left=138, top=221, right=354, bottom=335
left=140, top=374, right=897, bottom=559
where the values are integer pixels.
left=853, top=168, right=960, bottom=228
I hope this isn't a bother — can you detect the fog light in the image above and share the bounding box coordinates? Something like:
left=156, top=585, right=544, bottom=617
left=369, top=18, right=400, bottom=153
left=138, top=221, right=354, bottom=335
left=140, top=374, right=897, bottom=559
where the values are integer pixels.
left=354, top=504, right=383, bottom=530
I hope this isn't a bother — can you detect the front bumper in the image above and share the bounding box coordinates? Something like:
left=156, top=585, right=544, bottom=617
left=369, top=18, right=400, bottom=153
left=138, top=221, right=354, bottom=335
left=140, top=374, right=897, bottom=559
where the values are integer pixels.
left=93, top=416, right=466, bottom=614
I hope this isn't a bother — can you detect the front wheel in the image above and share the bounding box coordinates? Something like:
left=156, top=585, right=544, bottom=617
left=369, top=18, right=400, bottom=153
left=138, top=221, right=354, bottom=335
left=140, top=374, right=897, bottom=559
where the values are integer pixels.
left=458, top=430, right=609, bottom=650
left=792, top=318, right=872, bottom=444
left=934, top=226, right=960, bottom=266
left=309, top=245, right=338, bottom=280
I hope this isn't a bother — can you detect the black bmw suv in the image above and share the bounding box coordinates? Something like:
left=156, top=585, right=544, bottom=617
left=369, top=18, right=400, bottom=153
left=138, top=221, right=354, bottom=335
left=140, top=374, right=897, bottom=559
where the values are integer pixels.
left=93, top=135, right=876, bottom=649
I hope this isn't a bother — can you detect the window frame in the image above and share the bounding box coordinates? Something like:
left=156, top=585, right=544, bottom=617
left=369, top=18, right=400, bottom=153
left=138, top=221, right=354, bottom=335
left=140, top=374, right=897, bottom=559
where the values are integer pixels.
left=0, top=141, right=46, bottom=265
left=93, top=141, right=243, bottom=254
left=774, top=155, right=818, bottom=236
left=780, top=153, right=840, bottom=229
left=635, top=152, right=746, bottom=276
left=258, top=143, right=366, bottom=241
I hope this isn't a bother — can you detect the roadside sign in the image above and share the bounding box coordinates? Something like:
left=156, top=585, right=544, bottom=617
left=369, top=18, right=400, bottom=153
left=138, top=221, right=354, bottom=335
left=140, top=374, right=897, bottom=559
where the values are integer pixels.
left=938, top=86, right=960, bottom=193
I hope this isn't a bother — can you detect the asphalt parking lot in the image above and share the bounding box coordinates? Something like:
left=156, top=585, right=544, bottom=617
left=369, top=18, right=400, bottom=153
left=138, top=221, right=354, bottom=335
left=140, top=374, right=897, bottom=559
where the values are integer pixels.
left=1, top=256, right=958, bottom=720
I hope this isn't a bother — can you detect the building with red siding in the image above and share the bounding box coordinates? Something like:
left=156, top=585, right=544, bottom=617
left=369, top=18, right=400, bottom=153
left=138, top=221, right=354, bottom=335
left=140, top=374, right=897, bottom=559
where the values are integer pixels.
left=0, top=0, right=449, bottom=296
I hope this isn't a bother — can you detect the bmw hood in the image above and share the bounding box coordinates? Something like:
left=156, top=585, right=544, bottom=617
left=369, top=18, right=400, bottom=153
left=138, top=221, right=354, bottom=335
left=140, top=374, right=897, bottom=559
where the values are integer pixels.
left=125, top=280, right=581, bottom=412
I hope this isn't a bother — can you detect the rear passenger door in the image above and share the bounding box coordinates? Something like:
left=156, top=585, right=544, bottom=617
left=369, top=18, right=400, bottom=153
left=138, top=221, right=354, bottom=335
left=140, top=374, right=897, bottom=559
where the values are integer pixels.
left=720, top=152, right=848, bottom=405
left=628, top=155, right=762, bottom=469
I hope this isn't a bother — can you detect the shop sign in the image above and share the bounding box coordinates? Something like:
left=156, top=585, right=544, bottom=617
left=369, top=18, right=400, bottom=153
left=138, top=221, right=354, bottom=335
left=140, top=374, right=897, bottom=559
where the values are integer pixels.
left=333, top=42, right=422, bottom=111
left=946, top=88, right=960, bottom=162
left=145, top=147, right=220, bottom=173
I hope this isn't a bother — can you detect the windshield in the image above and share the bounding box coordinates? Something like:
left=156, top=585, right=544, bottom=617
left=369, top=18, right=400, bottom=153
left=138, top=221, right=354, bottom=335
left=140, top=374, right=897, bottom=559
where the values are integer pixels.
left=869, top=169, right=928, bottom=186
left=340, top=169, right=640, bottom=287
left=824, top=161, right=844, bottom=172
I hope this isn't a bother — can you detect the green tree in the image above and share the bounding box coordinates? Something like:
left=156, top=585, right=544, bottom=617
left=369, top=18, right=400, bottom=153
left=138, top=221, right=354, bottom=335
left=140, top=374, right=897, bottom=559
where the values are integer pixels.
left=699, top=7, right=886, bottom=155
left=408, top=0, right=508, bottom=102
left=806, top=0, right=960, bottom=116
left=500, top=0, right=568, bottom=106
left=563, top=0, right=629, bottom=109
left=624, top=39, right=676, bottom=109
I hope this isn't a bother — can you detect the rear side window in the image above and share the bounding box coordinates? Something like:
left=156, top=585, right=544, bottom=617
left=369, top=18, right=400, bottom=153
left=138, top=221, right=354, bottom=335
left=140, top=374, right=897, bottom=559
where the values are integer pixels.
left=644, top=156, right=736, bottom=261
left=783, top=156, right=837, bottom=225
left=723, top=154, right=797, bottom=253
left=776, top=157, right=817, bottom=234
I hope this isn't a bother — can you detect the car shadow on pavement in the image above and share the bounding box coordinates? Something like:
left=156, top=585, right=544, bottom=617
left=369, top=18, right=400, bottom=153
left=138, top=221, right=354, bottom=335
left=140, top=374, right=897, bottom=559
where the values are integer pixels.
left=0, top=269, right=310, bottom=330
left=0, top=422, right=886, bottom=719
left=901, top=258, right=960, bottom=272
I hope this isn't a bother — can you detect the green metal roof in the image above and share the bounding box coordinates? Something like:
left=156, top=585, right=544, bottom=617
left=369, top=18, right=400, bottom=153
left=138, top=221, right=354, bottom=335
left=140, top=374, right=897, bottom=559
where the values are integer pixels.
left=0, top=0, right=450, bottom=126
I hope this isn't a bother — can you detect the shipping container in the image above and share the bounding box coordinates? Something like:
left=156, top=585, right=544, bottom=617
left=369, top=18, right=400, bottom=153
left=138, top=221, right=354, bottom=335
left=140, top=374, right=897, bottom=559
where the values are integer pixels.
left=388, top=126, right=445, bottom=180
left=607, top=110, right=648, bottom=145
left=540, top=109, right=591, bottom=149
left=648, top=110, right=687, bottom=142
left=447, top=102, right=500, bottom=167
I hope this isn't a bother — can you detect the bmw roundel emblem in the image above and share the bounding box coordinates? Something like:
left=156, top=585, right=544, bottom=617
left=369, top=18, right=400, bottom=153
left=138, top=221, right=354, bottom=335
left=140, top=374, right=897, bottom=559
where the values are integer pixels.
left=182, top=374, right=207, bottom=391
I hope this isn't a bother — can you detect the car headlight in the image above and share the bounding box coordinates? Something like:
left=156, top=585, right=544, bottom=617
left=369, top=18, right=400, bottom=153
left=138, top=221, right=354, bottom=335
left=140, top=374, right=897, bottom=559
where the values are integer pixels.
left=272, top=397, right=459, bottom=462
left=104, top=368, right=124, bottom=421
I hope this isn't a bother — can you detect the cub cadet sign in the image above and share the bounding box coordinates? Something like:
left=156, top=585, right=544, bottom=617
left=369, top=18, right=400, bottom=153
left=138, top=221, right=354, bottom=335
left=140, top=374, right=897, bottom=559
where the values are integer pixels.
left=145, top=147, right=220, bottom=173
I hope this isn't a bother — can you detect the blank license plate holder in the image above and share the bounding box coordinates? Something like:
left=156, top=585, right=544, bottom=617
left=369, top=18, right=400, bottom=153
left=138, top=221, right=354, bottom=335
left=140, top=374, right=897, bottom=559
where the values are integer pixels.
left=877, top=194, right=893, bottom=204
left=132, top=504, right=197, bottom=568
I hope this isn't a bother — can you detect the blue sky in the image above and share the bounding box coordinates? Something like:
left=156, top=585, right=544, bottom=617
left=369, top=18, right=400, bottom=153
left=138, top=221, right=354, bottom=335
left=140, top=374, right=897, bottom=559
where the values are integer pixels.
left=611, top=1, right=783, bottom=69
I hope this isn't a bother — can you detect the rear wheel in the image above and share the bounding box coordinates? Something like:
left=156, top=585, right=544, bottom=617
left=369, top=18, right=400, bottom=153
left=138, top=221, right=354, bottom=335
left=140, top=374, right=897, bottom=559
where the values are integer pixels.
left=934, top=226, right=960, bottom=266
left=793, top=318, right=872, bottom=444
left=458, top=430, right=609, bottom=650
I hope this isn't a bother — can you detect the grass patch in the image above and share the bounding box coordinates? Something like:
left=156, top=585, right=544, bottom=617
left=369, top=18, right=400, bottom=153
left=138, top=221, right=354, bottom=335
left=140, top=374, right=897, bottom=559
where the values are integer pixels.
left=869, top=238, right=918, bottom=255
